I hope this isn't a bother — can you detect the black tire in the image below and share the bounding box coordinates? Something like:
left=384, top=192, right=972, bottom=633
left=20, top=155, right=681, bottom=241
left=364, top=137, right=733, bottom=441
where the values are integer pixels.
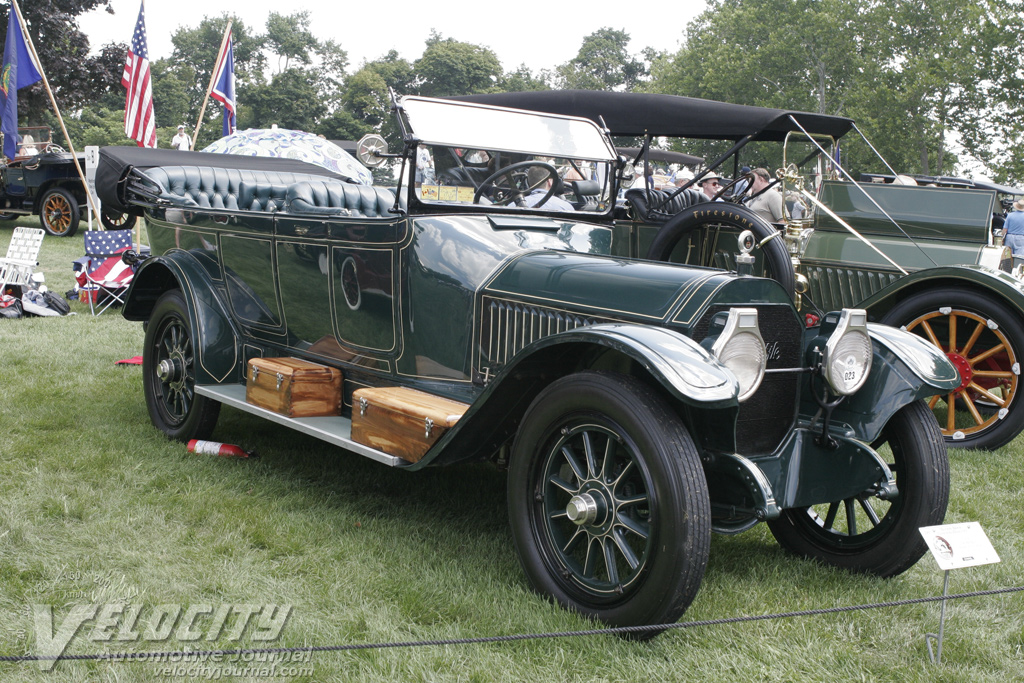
left=508, top=371, right=711, bottom=636
left=39, top=187, right=80, bottom=237
left=880, top=288, right=1024, bottom=450
left=100, top=208, right=138, bottom=231
left=645, top=202, right=795, bottom=299
left=0, top=212, right=18, bottom=220
left=767, top=401, right=948, bottom=577
left=143, top=289, right=220, bottom=441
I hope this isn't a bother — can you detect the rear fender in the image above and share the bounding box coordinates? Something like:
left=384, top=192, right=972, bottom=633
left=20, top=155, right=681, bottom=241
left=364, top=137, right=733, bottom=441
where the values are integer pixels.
left=123, top=252, right=241, bottom=385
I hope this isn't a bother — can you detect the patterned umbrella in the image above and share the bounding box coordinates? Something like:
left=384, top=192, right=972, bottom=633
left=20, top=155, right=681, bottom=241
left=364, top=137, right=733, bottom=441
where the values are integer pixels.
left=202, top=128, right=373, bottom=186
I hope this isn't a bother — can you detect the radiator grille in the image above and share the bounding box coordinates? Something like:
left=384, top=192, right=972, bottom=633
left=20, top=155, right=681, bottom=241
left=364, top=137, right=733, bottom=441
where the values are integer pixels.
left=693, top=304, right=803, bottom=455
left=480, top=298, right=607, bottom=366
left=803, top=265, right=900, bottom=313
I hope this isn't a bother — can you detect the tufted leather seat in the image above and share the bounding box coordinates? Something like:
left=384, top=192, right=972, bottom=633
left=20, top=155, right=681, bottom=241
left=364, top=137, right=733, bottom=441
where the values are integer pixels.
left=144, top=166, right=331, bottom=210
left=624, top=187, right=707, bottom=223
left=284, top=180, right=400, bottom=217
left=237, top=181, right=290, bottom=212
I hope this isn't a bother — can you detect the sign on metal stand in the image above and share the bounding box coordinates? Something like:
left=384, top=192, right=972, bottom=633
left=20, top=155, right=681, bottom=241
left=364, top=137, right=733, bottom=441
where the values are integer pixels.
left=84, top=145, right=100, bottom=230
left=918, top=522, right=1000, bottom=664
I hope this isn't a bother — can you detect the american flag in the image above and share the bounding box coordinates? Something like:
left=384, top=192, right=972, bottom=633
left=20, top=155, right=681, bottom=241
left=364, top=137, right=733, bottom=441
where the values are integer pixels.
left=121, top=2, right=156, bottom=148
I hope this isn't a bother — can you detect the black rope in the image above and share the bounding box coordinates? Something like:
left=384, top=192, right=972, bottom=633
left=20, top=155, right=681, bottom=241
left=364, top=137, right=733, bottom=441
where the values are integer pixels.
left=3, top=585, right=1021, bottom=664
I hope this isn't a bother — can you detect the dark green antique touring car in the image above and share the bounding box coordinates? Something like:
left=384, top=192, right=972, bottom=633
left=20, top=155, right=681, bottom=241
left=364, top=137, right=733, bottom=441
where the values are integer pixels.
left=460, top=90, right=1024, bottom=452
left=100, top=95, right=958, bottom=633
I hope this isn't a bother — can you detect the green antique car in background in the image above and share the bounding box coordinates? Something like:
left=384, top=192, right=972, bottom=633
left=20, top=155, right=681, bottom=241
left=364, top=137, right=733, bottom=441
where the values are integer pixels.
left=461, top=90, right=1024, bottom=452
left=99, top=94, right=958, bottom=634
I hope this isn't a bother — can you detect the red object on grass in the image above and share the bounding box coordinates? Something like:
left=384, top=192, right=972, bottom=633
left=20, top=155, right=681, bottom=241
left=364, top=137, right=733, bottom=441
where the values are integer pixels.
left=115, top=356, right=143, bottom=365
left=187, top=439, right=257, bottom=459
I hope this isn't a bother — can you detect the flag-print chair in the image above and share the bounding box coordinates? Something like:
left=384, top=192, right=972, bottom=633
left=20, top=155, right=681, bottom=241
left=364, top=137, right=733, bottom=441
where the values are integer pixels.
left=75, top=229, right=135, bottom=316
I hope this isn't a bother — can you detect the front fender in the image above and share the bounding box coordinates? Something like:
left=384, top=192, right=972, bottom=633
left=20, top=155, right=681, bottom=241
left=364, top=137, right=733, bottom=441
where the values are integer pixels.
left=808, top=324, right=960, bottom=444
left=123, top=251, right=241, bottom=385
left=412, top=323, right=740, bottom=469
left=860, top=264, right=1024, bottom=322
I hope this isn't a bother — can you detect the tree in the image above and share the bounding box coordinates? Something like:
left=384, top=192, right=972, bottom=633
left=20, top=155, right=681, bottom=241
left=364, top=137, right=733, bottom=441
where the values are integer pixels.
left=264, top=11, right=318, bottom=71
left=556, top=28, right=649, bottom=91
left=414, top=32, right=502, bottom=97
left=0, top=0, right=118, bottom=121
left=166, top=14, right=264, bottom=132
left=651, top=0, right=1023, bottom=181
left=498, top=65, right=551, bottom=93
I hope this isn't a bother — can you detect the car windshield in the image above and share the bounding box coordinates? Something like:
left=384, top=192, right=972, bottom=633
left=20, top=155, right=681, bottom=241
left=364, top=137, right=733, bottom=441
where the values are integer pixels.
left=402, top=97, right=618, bottom=214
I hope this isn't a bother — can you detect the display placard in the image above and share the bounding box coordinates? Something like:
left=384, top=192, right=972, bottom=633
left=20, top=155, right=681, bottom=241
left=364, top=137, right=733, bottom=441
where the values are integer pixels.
left=919, top=522, right=1000, bottom=571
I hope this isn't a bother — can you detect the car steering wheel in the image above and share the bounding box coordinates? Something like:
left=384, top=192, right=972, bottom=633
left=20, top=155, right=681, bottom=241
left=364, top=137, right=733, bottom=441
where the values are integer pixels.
left=713, top=171, right=755, bottom=202
left=474, top=161, right=558, bottom=207
left=44, top=144, right=65, bottom=154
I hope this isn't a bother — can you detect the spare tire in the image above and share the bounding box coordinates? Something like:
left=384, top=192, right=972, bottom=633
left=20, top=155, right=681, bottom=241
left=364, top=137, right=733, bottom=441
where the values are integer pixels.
left=645, top=202, right=795, bottom=299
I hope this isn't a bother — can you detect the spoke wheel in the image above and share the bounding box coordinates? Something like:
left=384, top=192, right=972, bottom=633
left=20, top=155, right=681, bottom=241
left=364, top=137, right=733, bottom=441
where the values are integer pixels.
left=100, top=208, right=138, bottom=231
left=768, top=401, right=948, bottom=577
left=509, top=371, right=710, bottom=635
left=40, top=188, right=80, bottom=237
left=143, top=289, right=220, bottom=441
left=881, top=288, right=1024, bottom=450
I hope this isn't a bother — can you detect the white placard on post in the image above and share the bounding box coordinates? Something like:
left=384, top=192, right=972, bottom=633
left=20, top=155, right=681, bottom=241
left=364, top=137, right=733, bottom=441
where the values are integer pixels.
left=919, top=522, right=1000, bottom=571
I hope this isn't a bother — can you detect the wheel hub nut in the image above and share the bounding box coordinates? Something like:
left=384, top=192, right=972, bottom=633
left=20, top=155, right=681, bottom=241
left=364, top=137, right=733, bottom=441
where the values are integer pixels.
left=566, top=493, right=599, bottom=525
left=157, top=359, right=179, bottom=382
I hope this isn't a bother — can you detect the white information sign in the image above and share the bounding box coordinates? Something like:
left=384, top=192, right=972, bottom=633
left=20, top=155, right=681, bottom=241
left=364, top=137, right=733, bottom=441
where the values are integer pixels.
left=919, top=522, right=1000, bottom=571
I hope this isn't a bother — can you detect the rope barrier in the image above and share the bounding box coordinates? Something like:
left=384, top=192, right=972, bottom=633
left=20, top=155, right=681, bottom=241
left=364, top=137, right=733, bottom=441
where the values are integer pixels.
left=2, top=585, right=1021, bottom=664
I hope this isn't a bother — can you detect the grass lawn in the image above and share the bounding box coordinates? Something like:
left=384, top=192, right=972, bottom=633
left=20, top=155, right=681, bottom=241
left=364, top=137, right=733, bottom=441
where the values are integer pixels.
left=1, top=221, right=1022, bottom=682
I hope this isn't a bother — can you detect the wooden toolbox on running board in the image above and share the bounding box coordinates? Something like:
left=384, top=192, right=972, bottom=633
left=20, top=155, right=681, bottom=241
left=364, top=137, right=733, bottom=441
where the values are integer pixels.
left=245, top=357, right=342, bottom=418
left=351, top=387, right=469, bottom=463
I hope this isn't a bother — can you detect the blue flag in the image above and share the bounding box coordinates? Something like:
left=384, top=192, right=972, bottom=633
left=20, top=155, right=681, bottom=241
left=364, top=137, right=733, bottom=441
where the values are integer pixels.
left=210, top=31, right=235, bottom=136
left=1, top=6, right=43, bottom=159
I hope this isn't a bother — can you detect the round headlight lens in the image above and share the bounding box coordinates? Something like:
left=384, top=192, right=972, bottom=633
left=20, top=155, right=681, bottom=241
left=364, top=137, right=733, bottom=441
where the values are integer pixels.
left=718, top=331, right=766, bottom=402
left=826, top=329, right=872, bottom=395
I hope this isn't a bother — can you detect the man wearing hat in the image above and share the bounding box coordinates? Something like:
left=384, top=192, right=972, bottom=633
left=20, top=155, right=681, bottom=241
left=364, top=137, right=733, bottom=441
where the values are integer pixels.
left=698, top=171, right=725, bottom=201
left=171, top=125, right=192, bottom=151
left=1004, top=198, right=1024, bottom=257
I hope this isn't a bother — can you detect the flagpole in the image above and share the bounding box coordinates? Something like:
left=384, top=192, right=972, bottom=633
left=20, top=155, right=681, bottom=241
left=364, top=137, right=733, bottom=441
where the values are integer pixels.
left=190, top=20, right=232, bottom=151
left=12, top=0, right=101, bottom=222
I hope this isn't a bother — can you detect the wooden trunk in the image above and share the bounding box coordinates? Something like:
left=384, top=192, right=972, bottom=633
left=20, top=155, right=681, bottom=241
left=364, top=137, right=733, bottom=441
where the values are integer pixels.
left=351, top=387, right=469, bottom=463
left=245, top=357, right=342, bottom=418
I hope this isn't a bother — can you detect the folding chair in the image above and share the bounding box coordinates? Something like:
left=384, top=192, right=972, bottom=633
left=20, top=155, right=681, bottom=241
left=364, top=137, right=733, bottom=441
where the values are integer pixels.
left=0, top=227, right=45, bottom=296
left=75, top=229, right=135, bottom=315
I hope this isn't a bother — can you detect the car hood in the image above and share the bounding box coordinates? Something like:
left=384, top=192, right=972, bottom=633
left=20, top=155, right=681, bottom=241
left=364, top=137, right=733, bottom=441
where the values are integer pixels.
left=483, top=250, right=792, bottom=323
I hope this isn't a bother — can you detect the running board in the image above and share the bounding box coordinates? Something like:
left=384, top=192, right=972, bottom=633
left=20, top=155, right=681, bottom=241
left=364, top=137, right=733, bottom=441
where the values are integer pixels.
left=195, top=384, right=406, bottom=467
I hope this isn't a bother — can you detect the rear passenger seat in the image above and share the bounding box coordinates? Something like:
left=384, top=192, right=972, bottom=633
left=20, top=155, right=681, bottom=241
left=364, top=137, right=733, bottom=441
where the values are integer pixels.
left=140, top=166, right=403, bottom=217
left=284, top=180, right=401, bottom=217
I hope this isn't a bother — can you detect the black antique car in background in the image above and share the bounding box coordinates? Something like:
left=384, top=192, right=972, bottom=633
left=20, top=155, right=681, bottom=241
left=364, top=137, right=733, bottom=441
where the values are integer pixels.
left=459, top=90, right=1024, bottom=451
left=99, top=94, right=959, bottom=634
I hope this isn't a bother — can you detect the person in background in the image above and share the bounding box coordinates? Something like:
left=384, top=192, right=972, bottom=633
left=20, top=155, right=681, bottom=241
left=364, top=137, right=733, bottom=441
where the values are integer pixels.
left=18, top=134, right=38, bottom=156
left=745, top=167, right=785, bottom=223
left=1003, top=199, right=1024, bottom=257
left=697, top=172, right=724, bottom=201
left=523, top=166, right=575, bottom=211
left=171, top=125, right=191, bottom=151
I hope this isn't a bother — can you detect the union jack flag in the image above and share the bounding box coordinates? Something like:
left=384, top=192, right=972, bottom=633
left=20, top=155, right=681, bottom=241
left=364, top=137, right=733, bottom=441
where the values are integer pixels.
left=210, top=29, right=236, bottom=136
left=121, top=2, right=156, bottom=148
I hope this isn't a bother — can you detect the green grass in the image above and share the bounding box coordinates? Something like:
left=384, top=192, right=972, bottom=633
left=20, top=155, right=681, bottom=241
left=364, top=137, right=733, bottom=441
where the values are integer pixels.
left=1, top=222, right=1022, bottom=682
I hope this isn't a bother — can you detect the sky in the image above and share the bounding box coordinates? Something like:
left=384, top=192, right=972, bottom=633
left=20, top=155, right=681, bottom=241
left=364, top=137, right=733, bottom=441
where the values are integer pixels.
left=77, top=0, right=708, bottom=75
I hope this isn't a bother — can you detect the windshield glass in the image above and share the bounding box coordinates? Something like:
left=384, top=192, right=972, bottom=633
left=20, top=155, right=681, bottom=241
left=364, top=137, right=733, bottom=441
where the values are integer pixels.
left=414, top=144, right=614, bottom=215
left=402, top=97, right=617, bottom=161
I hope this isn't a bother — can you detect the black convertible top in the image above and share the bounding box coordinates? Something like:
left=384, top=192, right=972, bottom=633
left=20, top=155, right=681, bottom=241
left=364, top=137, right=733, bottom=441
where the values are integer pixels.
left=451, top=90, right=855, bottom=142
left=97, top=146, right=348, bottom=213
